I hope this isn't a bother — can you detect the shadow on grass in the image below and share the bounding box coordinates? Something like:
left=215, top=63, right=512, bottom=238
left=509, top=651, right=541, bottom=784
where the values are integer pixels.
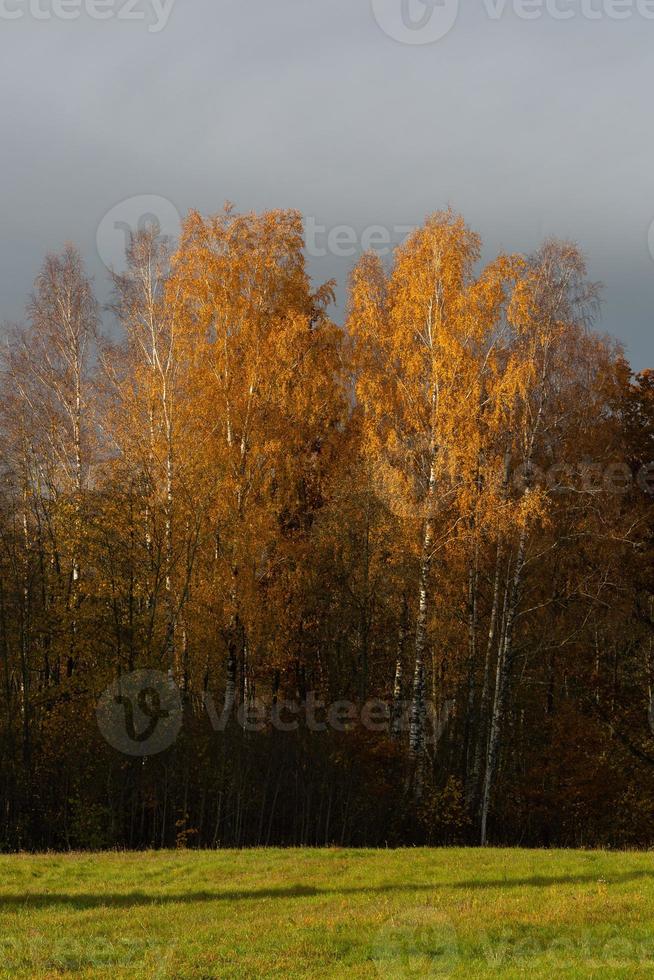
left=0, top=870, right=652, bottom=910
left=450, top=870, right=654, bottom=890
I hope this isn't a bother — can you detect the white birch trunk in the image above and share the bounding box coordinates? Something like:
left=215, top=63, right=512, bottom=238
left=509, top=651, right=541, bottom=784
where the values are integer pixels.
left=479, top=519, right=528, bottom=845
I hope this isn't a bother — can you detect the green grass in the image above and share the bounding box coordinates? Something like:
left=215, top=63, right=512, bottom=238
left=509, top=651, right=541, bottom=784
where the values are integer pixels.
left=0, top=848, right=653, bottom=977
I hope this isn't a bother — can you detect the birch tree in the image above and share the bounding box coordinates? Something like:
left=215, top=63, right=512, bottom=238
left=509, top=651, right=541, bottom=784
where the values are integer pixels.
left=348, top=211, right=517, bottom=789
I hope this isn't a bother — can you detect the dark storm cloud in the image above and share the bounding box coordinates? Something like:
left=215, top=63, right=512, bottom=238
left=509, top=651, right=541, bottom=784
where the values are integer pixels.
left=0, top=0, right=652, bottom=365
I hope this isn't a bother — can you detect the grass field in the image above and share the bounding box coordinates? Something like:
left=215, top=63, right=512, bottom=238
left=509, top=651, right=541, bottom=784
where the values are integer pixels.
left=1, top=848, right=653, bottom=977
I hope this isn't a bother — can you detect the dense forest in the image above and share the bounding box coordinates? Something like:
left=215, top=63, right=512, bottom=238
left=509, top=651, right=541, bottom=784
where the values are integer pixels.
left=1, top=206, right=653, bottom=851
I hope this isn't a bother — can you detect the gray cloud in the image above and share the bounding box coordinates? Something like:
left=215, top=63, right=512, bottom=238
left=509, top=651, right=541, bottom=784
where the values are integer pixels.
left=1, top=0, right=652, bottom=365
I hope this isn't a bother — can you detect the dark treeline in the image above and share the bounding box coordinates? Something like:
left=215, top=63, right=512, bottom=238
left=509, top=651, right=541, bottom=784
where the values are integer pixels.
left=1, top=206, right=654, bottom=851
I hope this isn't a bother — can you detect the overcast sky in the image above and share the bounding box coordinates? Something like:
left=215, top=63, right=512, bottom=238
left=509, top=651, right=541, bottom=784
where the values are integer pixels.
left=1, top=0, right=652, bottom=367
